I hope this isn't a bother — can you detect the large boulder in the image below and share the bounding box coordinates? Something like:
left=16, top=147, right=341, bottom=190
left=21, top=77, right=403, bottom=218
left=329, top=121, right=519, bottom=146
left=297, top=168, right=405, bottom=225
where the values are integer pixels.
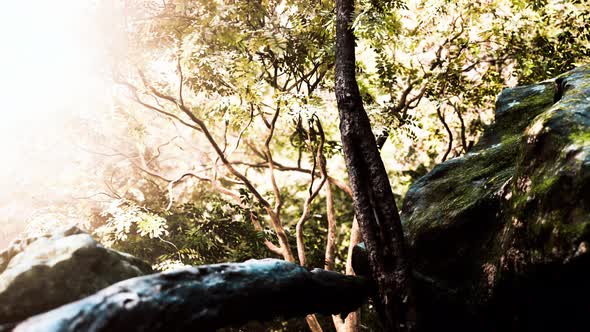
left=0, top=225, right=152, bottom=325
left=401, top=66, right=590, bottom=331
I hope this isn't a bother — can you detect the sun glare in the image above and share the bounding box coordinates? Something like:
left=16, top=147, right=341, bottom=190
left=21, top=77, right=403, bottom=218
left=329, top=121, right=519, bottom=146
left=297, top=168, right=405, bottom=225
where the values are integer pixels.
left=0, top=0, right=124, bottom=241
left=0, top=0, right=121, bottom=161
left=1, top=1, right=91, bottom=116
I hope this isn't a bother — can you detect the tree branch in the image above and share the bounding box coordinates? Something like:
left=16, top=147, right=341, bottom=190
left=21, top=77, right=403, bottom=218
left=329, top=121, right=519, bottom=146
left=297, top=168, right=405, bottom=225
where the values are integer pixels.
left=13, top=260, right=371, bottom=332
left=296, top=118, right=328, bottom=267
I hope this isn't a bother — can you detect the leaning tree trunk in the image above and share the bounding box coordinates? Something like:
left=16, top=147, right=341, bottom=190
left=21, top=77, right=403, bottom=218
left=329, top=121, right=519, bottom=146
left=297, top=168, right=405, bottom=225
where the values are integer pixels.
left=11, top=259, right=371, bottom=332
left=334, top=0, right=417, bottom=330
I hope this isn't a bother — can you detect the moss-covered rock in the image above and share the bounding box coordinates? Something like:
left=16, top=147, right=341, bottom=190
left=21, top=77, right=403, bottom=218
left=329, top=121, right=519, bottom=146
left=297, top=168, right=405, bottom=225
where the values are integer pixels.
left=400, top=66, right=590, bottom=332
left=0, top=225, right=152, bottom=325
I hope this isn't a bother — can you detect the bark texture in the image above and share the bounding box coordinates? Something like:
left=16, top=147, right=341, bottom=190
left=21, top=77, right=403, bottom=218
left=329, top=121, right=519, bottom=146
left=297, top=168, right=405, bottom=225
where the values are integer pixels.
left=344, top=220, right=362, bottom=331
left=12, top=259, right=371, bottom=332
left=334, top=0, right=417, bottom=330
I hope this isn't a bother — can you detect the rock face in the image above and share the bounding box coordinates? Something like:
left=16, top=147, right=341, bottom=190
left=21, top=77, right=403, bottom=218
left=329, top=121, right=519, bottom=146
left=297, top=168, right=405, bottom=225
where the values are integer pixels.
left=401, top=66, right=590, bottom=331
left=0, top=225, right=152, bottom=325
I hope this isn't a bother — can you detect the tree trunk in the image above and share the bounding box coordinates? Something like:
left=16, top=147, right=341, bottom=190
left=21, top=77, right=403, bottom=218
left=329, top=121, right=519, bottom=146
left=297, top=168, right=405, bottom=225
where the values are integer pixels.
left=334, top=0, right=417, bottom=330
left=343, top=219, right=362, bottom=331
left=12, top=259, right=371, bottom=332
left=333, top=218, right=363, bottom=332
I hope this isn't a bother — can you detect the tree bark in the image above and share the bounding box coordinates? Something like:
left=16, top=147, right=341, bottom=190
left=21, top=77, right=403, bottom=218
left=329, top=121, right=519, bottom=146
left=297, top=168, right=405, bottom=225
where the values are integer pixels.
left=12, top=259, right=371, bottom=332
left=324, top=182, right=337, bottom=272
left=334, top=0, right=417, bottom=330
left=344, top=219, right=362, bottom=331
left=333, top=218, right=363, bottom=332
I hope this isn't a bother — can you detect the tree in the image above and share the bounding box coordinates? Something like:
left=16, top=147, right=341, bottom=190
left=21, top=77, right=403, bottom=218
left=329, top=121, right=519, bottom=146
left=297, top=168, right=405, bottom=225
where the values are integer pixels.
left=77, top=0, right=589, bottom=330
left=107, top=1, right=360, bottom=330
left=334, top=0, right=416, bottom=331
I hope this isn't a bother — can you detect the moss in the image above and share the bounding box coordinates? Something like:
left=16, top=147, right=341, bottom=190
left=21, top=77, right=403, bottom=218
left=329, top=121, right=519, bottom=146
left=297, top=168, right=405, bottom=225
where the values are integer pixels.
left=528, top=215, right=590, bottom=259
left=423, top=83, right=563, bottom=231
left=528, top=210, right=560, bottom=241
left=406, top=134, right=520, bottom=234
left=405, top=65, right=590, bottom=248
left=496, top=82, right=556, bottom=114
left=514, top=86, right=556, bottom=110
left=512, top=132, right=589, bottom=254
left=399, top=66, right=590, bottom=331
left=561, top=221, right=590, bottom=242
left=570, top=131, right=590, bottom=146
left=535, top=175, right=558, bottom=196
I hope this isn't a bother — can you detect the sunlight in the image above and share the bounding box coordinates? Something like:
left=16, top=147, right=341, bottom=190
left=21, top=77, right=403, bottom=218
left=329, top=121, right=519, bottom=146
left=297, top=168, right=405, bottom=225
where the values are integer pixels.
left=1, top=0, right=91, bottom=119
left=0, top=0, right=124, bottom=243
left=0, top=0, right=128, bottom=131
left=0, top=0, right=120, bottom=169
left=0, top=0, right=588, bottom=329
left=1, top=1, right=80, bottom=163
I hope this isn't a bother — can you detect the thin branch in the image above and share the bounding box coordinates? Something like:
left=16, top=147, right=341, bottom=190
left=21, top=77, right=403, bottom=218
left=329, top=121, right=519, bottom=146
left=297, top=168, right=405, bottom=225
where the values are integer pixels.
left=125, top=70, right=295, bottom=262
left=324, top=182, right=336, bottom=271
left=228, top=103, right=255, bottom=156
left=230, top=160, right=352, bottom=198
left=296, top=117, right=328, bottom=267
left=265, top=102, right=283, bottom=216
left=115, top=78, right=201, bottom=133
left=177, top=56, right=185, bottom=108
left=71, top=192, right=120, bottom=201
left=146, top=136, right=180, bottom=166
left=436, top=103, right=453, bottom=162
left=451, top=101, right=468, bottom=153
left=136, top=73, right=273, bottom=210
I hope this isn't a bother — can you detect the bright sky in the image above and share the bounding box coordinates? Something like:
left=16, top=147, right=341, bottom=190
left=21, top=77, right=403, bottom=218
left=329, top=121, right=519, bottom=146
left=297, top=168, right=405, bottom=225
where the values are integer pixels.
left=1, top=1, right=95, bottom=118
left=0, top=0, right=125, bottom=240
left=0, top=0, right=125, bottom=165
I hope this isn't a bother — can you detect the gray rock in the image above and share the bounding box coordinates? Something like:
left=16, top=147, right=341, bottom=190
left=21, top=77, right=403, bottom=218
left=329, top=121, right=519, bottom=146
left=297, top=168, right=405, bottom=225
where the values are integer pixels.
left=0, top=225, right=152, bottom=324
left=400, top=65, right=590, bottom=331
